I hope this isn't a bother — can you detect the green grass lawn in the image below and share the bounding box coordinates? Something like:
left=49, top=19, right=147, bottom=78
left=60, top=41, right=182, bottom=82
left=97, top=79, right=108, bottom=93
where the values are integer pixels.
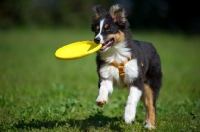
left=0, top=28, right=200, bottom=132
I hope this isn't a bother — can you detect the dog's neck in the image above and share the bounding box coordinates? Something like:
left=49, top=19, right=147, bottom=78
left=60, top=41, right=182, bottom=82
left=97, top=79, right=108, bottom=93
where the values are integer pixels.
left=98, top=41, right=131, bottom=64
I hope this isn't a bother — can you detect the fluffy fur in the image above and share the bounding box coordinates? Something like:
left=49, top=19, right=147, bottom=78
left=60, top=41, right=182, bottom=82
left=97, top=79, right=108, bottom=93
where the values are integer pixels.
left=91, top=4, right=162, bottom=129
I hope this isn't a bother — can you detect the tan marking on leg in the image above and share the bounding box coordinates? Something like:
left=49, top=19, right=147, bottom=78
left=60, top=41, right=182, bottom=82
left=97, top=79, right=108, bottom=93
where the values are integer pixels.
left=142, top=84, right=156, bottom=126
left=141, top=90, right=149, bottom=122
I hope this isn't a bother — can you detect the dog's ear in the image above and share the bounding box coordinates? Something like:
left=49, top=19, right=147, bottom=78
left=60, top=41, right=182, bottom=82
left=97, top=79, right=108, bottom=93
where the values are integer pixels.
left=91, top=5, right=102, bottom=21
left=109, top=4, right=126, bottom=23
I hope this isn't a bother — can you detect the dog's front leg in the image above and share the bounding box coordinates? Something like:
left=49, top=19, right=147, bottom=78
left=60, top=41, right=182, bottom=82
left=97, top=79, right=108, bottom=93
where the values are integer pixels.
left=96, top=79, right=113, bottom=107
left=124, top=85, right=142, bottom=124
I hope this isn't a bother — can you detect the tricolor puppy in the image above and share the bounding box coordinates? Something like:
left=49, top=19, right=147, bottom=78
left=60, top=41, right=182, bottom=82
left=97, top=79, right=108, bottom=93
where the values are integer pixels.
left=91, top=4, right=162, bottom=129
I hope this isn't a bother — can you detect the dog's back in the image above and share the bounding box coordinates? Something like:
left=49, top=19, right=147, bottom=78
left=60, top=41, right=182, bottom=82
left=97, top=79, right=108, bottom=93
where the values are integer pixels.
left=133, top=40, right=162, bottom=103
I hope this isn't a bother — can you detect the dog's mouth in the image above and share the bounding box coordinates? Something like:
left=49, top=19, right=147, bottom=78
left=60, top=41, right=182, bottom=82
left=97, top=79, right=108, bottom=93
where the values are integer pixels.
left=100, top=38, right=114, bottom=51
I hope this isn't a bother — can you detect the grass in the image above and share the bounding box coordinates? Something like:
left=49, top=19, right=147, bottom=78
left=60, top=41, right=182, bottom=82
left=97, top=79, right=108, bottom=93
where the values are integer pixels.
left=0, top=28, right=200, bottom=131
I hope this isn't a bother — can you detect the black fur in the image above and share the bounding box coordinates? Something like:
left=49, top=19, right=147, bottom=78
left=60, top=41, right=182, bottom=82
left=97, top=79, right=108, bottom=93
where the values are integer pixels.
left=92, top=5, right=162, bottom=103
left=96, top=39, right=162, bottom=103
left=132, top=40, right=162, bottom=105
left=91, top=4, right=162, bottom=127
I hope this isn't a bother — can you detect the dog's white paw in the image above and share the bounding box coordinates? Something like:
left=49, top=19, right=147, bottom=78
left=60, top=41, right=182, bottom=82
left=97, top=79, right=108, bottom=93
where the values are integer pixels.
left=96, top=95, right=108, bottom=107
left=144, top=120, right=156, bottom=130
left=124, top=104, right=136, bottom=124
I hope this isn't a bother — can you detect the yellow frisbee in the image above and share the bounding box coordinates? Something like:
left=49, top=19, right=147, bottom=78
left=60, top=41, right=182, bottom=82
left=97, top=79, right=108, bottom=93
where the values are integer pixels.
left=55, top=40, right=102, bottom=60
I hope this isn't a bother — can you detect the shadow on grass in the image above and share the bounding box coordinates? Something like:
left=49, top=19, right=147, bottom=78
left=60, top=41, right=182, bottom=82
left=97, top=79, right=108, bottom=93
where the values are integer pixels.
left=67, top=113, right=123, bottom=131
left=15, top=112, right=123, bottom=131
left=15, top=119, right=66, bottom=130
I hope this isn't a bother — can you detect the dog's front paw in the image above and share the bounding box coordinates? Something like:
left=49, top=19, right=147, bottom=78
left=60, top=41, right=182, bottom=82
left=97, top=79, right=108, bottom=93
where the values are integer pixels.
left=96, top=96, right=108, bottom=107
left=96, top=101, right=106, bottom=107
left=124, top=105, right=136, bottom=124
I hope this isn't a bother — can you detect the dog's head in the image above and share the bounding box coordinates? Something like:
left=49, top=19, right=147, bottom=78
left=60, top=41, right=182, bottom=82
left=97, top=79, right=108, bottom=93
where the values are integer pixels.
left=91, top=4, right=130, bottom=52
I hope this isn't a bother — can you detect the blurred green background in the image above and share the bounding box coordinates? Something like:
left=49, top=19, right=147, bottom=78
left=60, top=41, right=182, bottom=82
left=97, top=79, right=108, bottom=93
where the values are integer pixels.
left=0, top=0, right=200, bottom=131
left=0, top=0, right=200, bottom=33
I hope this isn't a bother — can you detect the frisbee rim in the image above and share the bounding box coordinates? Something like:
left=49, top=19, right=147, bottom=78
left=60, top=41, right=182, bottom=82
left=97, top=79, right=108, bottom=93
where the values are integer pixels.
left=55, top=40, right=102, bottom=60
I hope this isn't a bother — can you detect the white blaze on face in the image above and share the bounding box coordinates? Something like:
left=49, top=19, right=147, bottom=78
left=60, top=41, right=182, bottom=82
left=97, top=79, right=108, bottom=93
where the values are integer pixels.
left=95, top=19, right=105, bottom=44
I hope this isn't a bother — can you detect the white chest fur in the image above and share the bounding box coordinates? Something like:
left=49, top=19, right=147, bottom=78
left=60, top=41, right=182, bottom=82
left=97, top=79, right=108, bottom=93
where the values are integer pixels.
left=99, top=42, right=139, bottom=87
left=99, top=59, right=138, bottom=87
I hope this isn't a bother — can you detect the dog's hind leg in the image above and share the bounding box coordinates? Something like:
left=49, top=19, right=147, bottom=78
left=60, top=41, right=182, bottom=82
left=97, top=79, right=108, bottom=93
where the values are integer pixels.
left=96, top=79, right=113, bottom=107
left=141, top=84, right=156, bottom=129
left=142, top=52, right=162, bottom=129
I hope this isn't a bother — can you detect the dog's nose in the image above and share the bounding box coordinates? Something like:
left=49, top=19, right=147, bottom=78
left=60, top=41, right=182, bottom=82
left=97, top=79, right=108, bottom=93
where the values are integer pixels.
left=94, top=37, right=100, bottom=44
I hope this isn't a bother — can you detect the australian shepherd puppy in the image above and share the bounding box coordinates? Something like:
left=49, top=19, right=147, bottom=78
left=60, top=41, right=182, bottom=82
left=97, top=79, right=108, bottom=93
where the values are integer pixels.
left=91, top=4, right=162, bottom=129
